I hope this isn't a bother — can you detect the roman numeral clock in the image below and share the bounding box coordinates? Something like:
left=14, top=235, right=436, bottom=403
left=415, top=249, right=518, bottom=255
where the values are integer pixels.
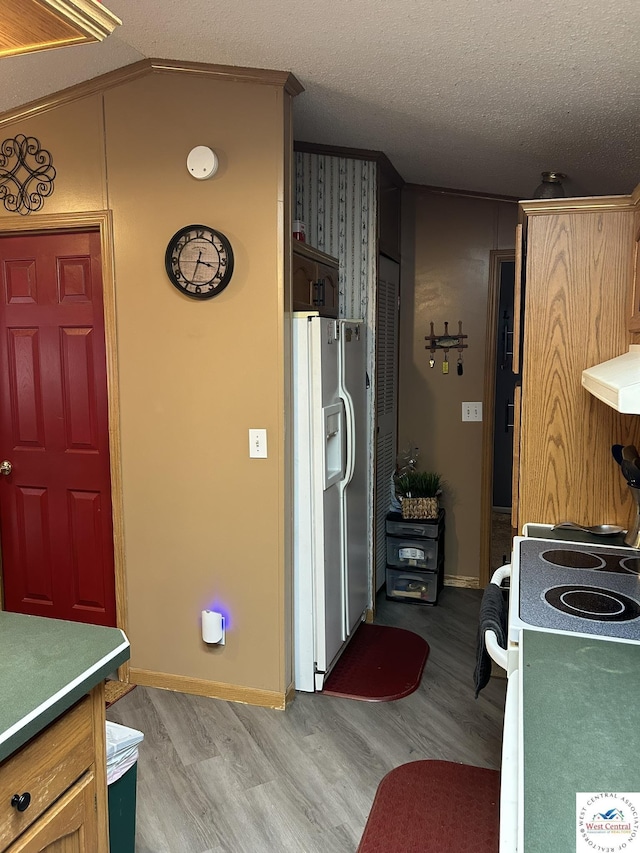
left=165, top=224, right=234, bottom=299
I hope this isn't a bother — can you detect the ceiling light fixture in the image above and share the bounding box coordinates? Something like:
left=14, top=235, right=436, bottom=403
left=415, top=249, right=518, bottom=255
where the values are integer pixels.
left=533, top=171, right=567, bottom=199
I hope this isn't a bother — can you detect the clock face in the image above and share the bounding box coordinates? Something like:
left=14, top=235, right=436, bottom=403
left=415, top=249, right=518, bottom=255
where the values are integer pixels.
left=165, top=225, right=234, bottom=299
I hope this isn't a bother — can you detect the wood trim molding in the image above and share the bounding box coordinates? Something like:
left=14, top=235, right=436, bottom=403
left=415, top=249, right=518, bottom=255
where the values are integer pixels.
left=511, top=383, right=522, bottom=532
left=479, top=249, right=515, bottom=589
left=444, top=574, right=480, bottom=589
left=285, top=682, right=296, bottom=707
left=130, top=668, right=288, bottom=710
left=405, top=182, right=519, bottom=204
left=148, top=58, right=304, bottom=96
left=0, top=0, right=121, bottom=59
left=294, top=140, right=404, bottom=188
left=519, top=194, right=635, bottom=217
left=512, top=225, right=523, bottom=376
left=0, top=58, right=303, bottom=127
left=90, top=683, right=109, bottom=853
left=0, top=211, right=128, bottom=674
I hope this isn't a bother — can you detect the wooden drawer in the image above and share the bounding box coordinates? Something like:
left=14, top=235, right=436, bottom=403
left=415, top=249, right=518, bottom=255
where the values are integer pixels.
left=5, top=772, right=98, bottom=853
left=0, top=697, right=94, bottom=848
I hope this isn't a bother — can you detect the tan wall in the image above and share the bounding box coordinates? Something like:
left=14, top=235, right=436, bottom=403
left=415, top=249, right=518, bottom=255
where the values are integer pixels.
left=0, top=69, right=293, bottom=699
left=399, top=188, right=517, bottom=584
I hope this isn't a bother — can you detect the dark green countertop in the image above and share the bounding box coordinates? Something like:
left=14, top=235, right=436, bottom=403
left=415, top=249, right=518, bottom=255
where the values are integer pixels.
left=0, top=611, right=130, bottom=762
left=522, top=630, right=640, bottom=852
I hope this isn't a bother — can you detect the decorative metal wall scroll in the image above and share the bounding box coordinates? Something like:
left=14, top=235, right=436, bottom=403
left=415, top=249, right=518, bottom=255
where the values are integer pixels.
left=0, top=135, right=56, bottom=216
left=425, top=321, right=468, bottom=375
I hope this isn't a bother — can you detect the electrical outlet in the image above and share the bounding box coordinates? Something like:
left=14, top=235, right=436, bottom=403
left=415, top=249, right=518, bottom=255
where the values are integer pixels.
left=462, top=402, right=483, bottom=422
left=249, top=428, right=268, bottom=458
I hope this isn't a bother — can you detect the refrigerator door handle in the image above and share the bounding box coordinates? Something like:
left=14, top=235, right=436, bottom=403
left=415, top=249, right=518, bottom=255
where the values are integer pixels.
left=338, top=379, right=356, bottom=638
left=340, top=386, right=356, bottom=488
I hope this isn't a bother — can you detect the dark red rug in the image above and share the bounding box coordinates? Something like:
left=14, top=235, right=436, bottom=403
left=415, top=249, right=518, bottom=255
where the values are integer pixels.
left=357, top=760, right=500, bottom=852
left=322, top=623, right=429, bottom=701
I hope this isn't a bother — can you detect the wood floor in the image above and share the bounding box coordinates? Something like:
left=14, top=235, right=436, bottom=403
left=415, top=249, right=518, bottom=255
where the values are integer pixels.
left=107, top=587, right=506, bottom=853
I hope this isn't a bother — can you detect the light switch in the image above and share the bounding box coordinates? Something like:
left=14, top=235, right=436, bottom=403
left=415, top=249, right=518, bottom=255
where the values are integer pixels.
left=462, top=402, right=483, bottom=422
left=249, top=428, right=268, bottom=458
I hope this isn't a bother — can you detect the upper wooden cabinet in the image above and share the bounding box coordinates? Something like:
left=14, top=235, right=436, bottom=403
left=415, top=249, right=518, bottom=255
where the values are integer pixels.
left=513, top=192, right=640, bottom=533
left=292, top=242, right=339, bottom=317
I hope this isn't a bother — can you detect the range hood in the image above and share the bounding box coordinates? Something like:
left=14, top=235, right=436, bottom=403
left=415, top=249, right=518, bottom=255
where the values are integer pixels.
left=582, top=345, right=640, bottom=414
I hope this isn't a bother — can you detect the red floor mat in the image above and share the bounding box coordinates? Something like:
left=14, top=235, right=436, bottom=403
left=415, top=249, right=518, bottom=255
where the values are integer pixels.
left=357, top=760, right=500, bottom=852
left=322, top=623, right=429, bottom=701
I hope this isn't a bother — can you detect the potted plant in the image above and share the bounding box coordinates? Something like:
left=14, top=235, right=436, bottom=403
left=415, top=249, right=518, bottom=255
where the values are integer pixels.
left=393, top=470, right=443, bottom=520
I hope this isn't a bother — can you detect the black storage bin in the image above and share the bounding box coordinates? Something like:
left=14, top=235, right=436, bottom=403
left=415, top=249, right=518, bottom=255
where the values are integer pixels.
left=385, top=509, right=445, bottom=605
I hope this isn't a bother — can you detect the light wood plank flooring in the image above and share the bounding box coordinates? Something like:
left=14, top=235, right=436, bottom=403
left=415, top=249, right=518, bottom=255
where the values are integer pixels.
left=107, top=587, right=505, bottom=853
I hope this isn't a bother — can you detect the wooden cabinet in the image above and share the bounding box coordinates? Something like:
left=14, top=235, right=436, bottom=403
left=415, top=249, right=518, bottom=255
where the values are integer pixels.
left=292, top=243, right=339, bottom=316
left=513, top=196, right=640, bottom=532
left=6, top=773, right=98, bottom=853
left=0, top=688, right=108, bottom=853
left=628, top=210, right=640, bottom=332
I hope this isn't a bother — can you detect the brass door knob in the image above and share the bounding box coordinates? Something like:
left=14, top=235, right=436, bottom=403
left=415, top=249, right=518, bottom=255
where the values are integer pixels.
left=0, top=460, right=12, bottom=475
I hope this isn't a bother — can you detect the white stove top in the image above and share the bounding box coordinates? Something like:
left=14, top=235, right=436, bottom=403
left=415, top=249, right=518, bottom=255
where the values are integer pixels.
left=509, top=534, right=640, bottom=645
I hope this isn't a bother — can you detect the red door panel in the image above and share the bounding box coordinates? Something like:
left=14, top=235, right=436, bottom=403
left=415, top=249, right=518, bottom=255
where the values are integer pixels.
left=0, top=230, right=116, bottom=626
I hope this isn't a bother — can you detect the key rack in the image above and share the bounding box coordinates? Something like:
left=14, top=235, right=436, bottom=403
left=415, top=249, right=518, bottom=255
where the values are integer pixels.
left=425, top=321, right=468, bottom=374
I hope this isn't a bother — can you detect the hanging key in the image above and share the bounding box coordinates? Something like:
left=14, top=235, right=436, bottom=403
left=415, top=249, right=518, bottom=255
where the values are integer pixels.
left=442, top=352, right=449, bottom=374
left=457, top=356, right=463, bottom=376
left=429, top=355, right=435, bottom=368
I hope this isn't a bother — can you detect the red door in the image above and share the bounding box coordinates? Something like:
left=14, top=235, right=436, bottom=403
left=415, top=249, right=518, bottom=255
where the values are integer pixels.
left=0, top=230, right=116, bottom=626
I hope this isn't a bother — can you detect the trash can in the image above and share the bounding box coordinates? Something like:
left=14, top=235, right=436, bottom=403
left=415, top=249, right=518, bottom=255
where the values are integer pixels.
left=106, top=721, right=144, bottom=853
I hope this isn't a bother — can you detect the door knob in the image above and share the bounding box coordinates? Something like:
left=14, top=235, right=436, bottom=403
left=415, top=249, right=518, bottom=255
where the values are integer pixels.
left=0, top=460, right=12, bottom=475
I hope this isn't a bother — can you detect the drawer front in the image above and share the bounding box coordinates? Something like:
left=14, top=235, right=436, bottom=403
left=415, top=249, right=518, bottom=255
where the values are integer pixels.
left=386, top=568, right=438, bottom=604
left=386, top=537, right=437, bottom=569
left=386, top=514, right=443, bottom=539
left=0, top=696, right=94, bottom=847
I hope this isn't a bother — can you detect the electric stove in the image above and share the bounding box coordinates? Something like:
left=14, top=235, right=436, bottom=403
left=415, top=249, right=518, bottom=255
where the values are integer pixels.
left=508, top=535, right=640, bottom=645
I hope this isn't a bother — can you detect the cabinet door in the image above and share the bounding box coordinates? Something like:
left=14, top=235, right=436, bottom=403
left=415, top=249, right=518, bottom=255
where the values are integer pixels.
left=519, top=210, right=640, bottom=528
left=6, top=773, right=98, bottom=853
left=292, top=254, right=316, bottom=311
left=315, top=261, right=339, bottom=317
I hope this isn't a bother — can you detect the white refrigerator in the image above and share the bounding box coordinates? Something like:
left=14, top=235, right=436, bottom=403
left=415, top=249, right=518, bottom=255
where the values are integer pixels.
left=293, top=312, right=369, bottom=692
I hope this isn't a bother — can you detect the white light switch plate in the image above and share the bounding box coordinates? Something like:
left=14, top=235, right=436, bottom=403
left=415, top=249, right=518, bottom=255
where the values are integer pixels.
left=462, top=402, right=483, bottom=422
left=249, top=428, right=268, bottom=458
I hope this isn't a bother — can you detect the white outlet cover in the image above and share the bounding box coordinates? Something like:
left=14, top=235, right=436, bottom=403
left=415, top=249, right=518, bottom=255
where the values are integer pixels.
left=187, top=146, right=219, bottom=180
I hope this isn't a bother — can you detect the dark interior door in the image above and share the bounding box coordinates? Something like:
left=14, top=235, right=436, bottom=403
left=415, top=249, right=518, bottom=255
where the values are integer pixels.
left=0, top=230, right=116, bottom=626
left=492, top=260, right=519, bottom=509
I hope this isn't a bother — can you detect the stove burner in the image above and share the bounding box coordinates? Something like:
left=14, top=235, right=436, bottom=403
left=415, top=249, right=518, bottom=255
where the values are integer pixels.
left=619, top=557, right=640, bottom=576
left=541, top=549, right=606, bottom=570
left=543, top=584, right=640, bottom=622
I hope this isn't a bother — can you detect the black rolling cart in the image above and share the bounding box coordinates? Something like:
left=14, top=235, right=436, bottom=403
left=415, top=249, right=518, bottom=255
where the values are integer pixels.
left=385, top=508, right=445, bottom=605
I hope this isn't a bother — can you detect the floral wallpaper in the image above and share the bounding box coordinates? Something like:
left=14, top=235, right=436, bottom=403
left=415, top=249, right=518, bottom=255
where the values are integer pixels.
left=294, top=152, right=377, bottom=323
left=295, top=150, right=379, bottom=600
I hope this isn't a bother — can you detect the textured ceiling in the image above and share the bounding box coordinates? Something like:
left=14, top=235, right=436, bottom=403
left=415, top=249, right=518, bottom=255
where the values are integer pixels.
left=1, top=0, right=639, bottom=198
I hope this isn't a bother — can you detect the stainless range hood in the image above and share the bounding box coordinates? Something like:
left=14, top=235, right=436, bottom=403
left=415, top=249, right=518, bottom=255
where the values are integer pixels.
left=582, top=345, right=640, bottom=414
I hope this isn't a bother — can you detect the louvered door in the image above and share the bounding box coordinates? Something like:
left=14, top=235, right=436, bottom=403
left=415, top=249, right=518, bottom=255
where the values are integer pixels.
left=374, top=256, right=400, bottom=592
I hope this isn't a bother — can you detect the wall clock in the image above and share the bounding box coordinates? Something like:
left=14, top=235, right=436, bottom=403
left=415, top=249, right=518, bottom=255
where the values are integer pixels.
left=165, top=224, right=234, bottom=299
